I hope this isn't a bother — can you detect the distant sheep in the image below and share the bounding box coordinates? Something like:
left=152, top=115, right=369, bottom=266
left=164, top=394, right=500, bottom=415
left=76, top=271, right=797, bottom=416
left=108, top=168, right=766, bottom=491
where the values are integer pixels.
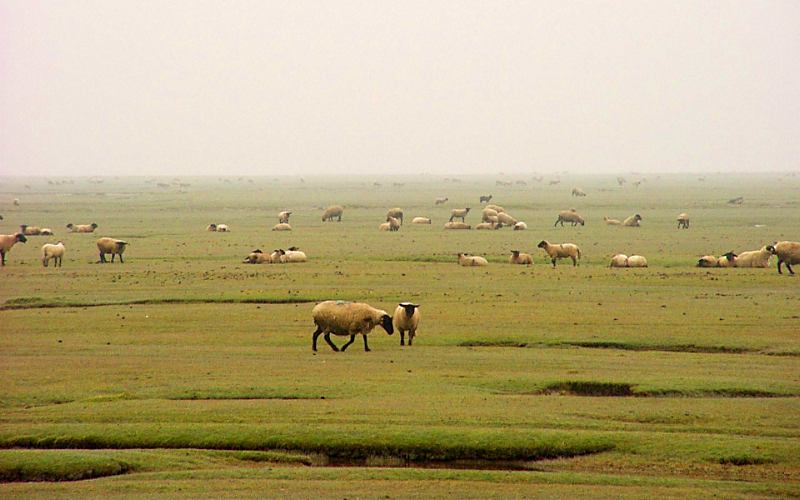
left=728, top=197, right=744, bottom=205
left=626, top=255, right=648, bottom=268
left=272, top=223, right=292, bottom=231
left=610, top=254, right=628, bottom=268
left=617, top=177, right=626, bottom=186
left=386, top=208, right=404, bottom=225
left=457, top=253, right=488, bottom=266
left=697, top=255, right=718, bottom=268
left=411, top=217, right=431, bottom=224
left=604, top=217, right=622, bottom=226
left=770, top=241, right=800, bottom=275
left=479, top=194, right=493, bottom=203
left=13, top=198, right=20, bottom=206
left=622, top=214, right=642, bottom=227
left=676, top=213, right=690, bottom=229
left=393, top=302, right=420, bottom=346
left=67, top=223, right=98, bottom=233
left=379, top=217, right=400, bottom=232
left=475, top=222, right=501, bottom=230
left=513, top=221, right=527, bottom=230
left=537, top=240, right=581, bottom=267
left=41, top=241, right=65, bottom=267
left=278, top=211, right=292, bottom=224
left=484, top=204, right=505, bottom=213
left=322, top=205, right=344, bottom=222
left=40, top=228, right=54, bottom=236
left=242, top=249, right=273, bottom=264
left=434, top=197, right=448, bottom=205
left=207, top=223, right=230, bottom=232
left=0, top=232, right=27, bottom=266
left=444, top=222, right=471, bottom=230
left=497, top=212, right=517, bottom=226
left=96, top=237, right=128, bottom=263
left=509, top=250, right=532, bottom=265
left=554, top=209, right=585, bottom=227
left=449, top=208, right=471, bottom=222
left=311, top=300, right=393, bottom=352
left=734, top=245, right=774, bottom=268
left=19, top=225, right=43, bottom=236
left=571, top=187, right=587, bottom=197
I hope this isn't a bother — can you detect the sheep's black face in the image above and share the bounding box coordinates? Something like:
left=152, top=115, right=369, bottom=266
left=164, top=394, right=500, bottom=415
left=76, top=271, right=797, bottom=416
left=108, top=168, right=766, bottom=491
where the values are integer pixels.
left=579, top=220, right=585, bottom=226
left=402, top=304, right=418, bottom=317
left=766, top=245, right=776, bottom=254
left=380, top=314, right=394, bottom=335
left=16, top=234, right=27, bottom=243
left=537, top=241, right=547, bottom=249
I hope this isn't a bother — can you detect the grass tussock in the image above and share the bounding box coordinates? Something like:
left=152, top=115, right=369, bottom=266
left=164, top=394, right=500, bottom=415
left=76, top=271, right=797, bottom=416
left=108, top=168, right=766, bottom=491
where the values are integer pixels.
left=0, top=451, right=133, bottom=482
left=717, top=454, right=775, bottom=466
left=564, top=341, right=754, bottom=355
left=459, top=340, right=529, bottom=348
left=540, top=381, right=635, bottom=397
left=494, top=381, right=797, bottom=398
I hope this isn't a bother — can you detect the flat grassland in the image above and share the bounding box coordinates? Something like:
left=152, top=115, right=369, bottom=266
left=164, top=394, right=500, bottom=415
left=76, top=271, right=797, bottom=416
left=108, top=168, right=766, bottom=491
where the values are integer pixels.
left=1, top=174, right=799, bottom=498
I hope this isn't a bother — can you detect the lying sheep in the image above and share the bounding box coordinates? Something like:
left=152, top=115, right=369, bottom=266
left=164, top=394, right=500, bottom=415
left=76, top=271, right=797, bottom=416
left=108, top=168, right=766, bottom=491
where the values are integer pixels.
left=604, top=217, right=622, bottom=226
left=434, top=197, right=448, bottom=205
left=0, top=232, right=27, bottom=266
left=207, top=223, right=218, bottom=232
left=509, top=250, right=532, bottom=265
left=272, top=223, right=292, bottom=231
left=717, top=252, right=737, bottom=268
left=677, top=213, right=690, bottom=229
left=20, top=224, right=43, bottom=236
left=475, top=222, right=501, bottom=230
left=242, top=249, right=272, bottom=264
left=443, top=222, right=471, bottom=230
left=771, top=241, right=800, bottom=274
left=497, top=212, right=517, bottom=226
left=278, top=211, right=292, bottom=224
left=216, top=224, right=230, bottom=232
left=40, top=228, right=54, bottom=236
left=484, top=204, right=505, bottom=213
left=554, top=209, right=585, bottom=227
left=66, top=223, right=98, bottom=233
left=41, top=241, right=65, bottom=267
left=610, top=254, right=628, bottom=268
left=449, top=208, right=471, bottom=222
left=96, top=237, right=128, bottom=263
left=457, top=253, right=488, bottom=266
left=622, top=214, right=643, bottom=227
left=479, top=194, right=492, bottom=203
left=626, top=255, right=648, bottom=267
left=379, top=217, right=401, bottom=232
left=271, top=248, right=307, bottom=263
left=386, top=208, right=404, bottom=225
left=393, top=302, right=420, bottom=346
left=311, top=300, right=394, bottom=352
left=735, top=245, right=774, bottom=268
left=322, top=205, right=344, bottom=222
left=571, top=187, right=587, bottom=197
left=537, top=240, right=581, bottom=267
left=411, top=217, right=431, bottom=224
left=513, top=221, right=527, bottom=230
left=697, top=255, right=718, bottom=267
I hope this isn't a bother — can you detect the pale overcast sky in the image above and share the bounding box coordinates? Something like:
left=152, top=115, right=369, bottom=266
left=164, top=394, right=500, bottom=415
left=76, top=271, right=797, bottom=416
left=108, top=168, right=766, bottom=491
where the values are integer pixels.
left=1, top=1, right=798, bottom=176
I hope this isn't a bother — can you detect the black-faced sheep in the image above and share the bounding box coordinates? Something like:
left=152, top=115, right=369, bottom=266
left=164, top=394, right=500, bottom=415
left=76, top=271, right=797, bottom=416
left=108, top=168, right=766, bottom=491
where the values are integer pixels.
left=67, top=223, right=98, bottom=233
left=393, top=302, right=420, bottom=346
left=278, top=211, right=291, bottom=224
left=771, top=241, right=800, bottom=275
left=97, top=237, right=128, bottom=263
left=513, top=222, right=527, bottom=230
left=434, top=197, right=448, bottom=205
left=449, top=208, right=471, bottom=222
left=537, top=240, right=581, bottom=267
left=479, top=194, right=492, bottom=203
left=554, top=209, right=585, bottom=227
left=457, top=253, right=488, bottom=266
left=311, top=300, right=393, bottom=352
left=0, top=232, right=27, bottom=266
left=677, top=213, right=690, bottom=229
left=735, top=245, right=774, bottom=268
left=509, top=250, right=532, bottom=265
left=622, top=214, right=642, bottom=227
left=571, top=187, right=587, bottom=197
left=322, top=205, right=344, bottom=222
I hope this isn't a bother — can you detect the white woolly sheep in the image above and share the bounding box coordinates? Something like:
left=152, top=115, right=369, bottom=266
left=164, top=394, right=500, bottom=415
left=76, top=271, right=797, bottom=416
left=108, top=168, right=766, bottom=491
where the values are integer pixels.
left=571, top=187, right=587, bottom=197
left=19, top=225, right=43, bottom=236
left=626, top=255, right=648, bottom=268
left=41, top=241, right=65, bottom=267
left=481, top=208, right=498, bottom=222
left=449, top=208, right=471, bottom=222
left=280, top=249, right=307, bottom=263
left=734, top=245, right=774, bottom=268
left=513, top=221, right=527, bottom=230
left=610, top=254, right=628, bottom=268
left=509, top=250, right=532, bottom=265
left=475, top=222, right=501, bottom=230
left=242, top=249, right=272, bottom=264
left=393, top=302, right=420, bottom=346
left=40, top=228, right=54, bottom=236
left=444, top=222, right=471, bottom=230
left=386, top=208, right=404, bottom=225
left=96, top=237, right=128, bottom=263
left=622, top=214, right=643, bottom=227
left=484, top=204, right=505, bottom=213
left=604, top=217, right=622, bottom=225
left=278, top=211, right=292, bottom=224
left=537, top=240, right=581, bottom=267
left=67, top=223, right=98, bottom=233
left=272, top=223, right=292, bottom=231
left=0, top=232, right=27, bottom=266
left=322, top=205, right=344, bottom=222
left=434, top=197, right=448, bottom=205
left=411, top=217, right=431, bottom=224
left=677, top=213, right=690, bottom=229
left=697, top=255, right=717, bottom=267
left=770, top=241, right=800, bottom=275
left=554, top=209, right=585, bottom=227
left=311, top=300, right=394, bottom=352
left=216, top=224, right=230, bottom=232
left=497, top=212, right=517, bottom=226
left=457, top=253, right=488, bottom=266
left=379, top=217, right=400, bottom=232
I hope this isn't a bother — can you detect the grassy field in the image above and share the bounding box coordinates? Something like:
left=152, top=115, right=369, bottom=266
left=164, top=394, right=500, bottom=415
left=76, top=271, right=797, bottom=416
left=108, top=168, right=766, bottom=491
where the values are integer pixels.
left=1, top=173, right=799, bottom=498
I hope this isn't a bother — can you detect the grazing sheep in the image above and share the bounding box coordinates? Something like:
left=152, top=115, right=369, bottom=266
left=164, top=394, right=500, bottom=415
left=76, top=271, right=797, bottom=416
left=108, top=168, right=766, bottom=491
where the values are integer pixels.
left=443, top=222, right=471, bottom=230
left=497, top=212, right=517, bottom=226
left=770, top=241, right=800, bottom=274
left=697, top=255, right=718, bottom=268
left=479, top=194, right=493, bottom=203
left=484, top=204, right=505, bottom=213
left=481, top=208, right=499, bottom=222
left=386, top=208, right=404, bottom=225
left=537, top=240, right=581, bottom=267
left=475, top=222, right=501, bottom=230
left=272, top=223, right=292, bottom=231
left=513, top=221, right=527, bottom=230
left=322, top=205, right=344, bottom=222
left=717, top=252, right=737, bottom=268
left=509, top=250, right=532, bottom=265
left=449, top=208, right=471, bottom=222
left=604, top=217, right=622, bottom=226
left=278, top=211, right=292, bottom=224
left=610, top=254, right=628, bottom=268
left=434, top=197, right=448, bottom=205
left=393, top=302, right=420, bottom=346
left=622, top=214, right=643, bottom=227
left=571, top=187, right=587, bottom=197
left=96, top=237, right=128, bottom=263
left=0, top=232, right=27, bottom=266
left=554, top=209, right=585, bottom=227
left=626, top=255, right=648, bottom=268
left=457, top=253, right=488, bottom=266
left=676, top=213, right=690, bottom=229
left=311, top=300, right=394, bottom=352
left=411, top=217, right=432, bottom=224
left=735, top=245, right=774, bottom=268
left=242, top=249, right=272, bottom=264
left=40, top=228, right=54, bottom=236
left=41, top=241, right=65, bottom=267
left=67, top=223, right=98, bottom=233
left=19, top=225, right=43, bottom=236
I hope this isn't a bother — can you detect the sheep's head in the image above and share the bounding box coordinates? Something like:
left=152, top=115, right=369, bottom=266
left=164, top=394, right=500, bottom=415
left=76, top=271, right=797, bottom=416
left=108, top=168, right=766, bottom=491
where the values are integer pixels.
left=400, top=302, right=419, bottom=317
left=380, top=314, right=394, bottom=335
left=765, top=244, right=776, bottom=254
left=15, top=233, right=27, bottom=243
left=91, top=223, right=98, bottom=229
left=511, top=250, right=520, bottom=257
left=722, top=251, right=737, bottom=261
left=537, top=240, right=548, bottom=249
left=634, top=214, right=643, bottom=221
left=578, top=217, right=585, bottom=225
left=66, top=223, right=73, bottom=229
left=288, top=246, right=299, bottom=251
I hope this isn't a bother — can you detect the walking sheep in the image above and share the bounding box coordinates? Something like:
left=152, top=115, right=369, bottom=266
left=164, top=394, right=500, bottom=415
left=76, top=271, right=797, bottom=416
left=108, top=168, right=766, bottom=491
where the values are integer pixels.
left=66, top=223, right=98, bottom=233
left=770, top=241, right=800, bottom=274
left=449, top=208, right=471, bottom=222
left=479, top=194, right=492, bottom=203
left=278, top=211, right=292, bottom=224
left=457, top=253, right=488, bottom=266
left=509, top=250, right=533, bottom=265
left=677, top=213, right=690, bottom=229
left=41, top=241, right=65, bottom=267
left=97, top=237, right=128, bottom=263
left=554, top=209, right=585, bottom=227
left=537, top=240, right=581, bottom=267
left=311, top=300, right=394, bottom=352
left=622, top=214, right=643, bottom=227
left=0, top=232, right=27, bottom=266
left=322, top=205, right=344, bottom=222
left=393, top=302, right=420, bottom=346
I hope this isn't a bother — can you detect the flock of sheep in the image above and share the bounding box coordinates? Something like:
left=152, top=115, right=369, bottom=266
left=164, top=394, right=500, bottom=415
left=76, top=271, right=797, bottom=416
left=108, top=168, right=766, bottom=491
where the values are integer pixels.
left=0, top=222, right=129, bottom=267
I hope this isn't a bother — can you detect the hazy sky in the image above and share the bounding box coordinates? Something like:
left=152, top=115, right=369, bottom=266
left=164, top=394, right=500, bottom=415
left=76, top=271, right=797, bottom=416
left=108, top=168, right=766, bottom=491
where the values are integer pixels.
left=1, top=1, right=798, bottom=176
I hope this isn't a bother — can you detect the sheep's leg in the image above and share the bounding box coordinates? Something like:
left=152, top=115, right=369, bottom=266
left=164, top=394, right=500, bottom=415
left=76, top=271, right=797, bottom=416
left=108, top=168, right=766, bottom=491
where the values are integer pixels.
left=787, top=262, right=795, bottom=275
left=340, top=335, right=356, bottom=351
left=99, top=252, right=106, bottom=263
left=111, top=253, right=115, bottom=263
left=118, top=254, right=124, bottom=264
left=409, top=332, right=414, bottom=346
left=400, top=330, right=405, bottom=346
left=551, top=258, right=557, bottom=268
left=362, top=335, right=370, bottom=352
left=553, top=219, right=559, bottom=227
left=324, top=333, right=340, bottom=352
left=0, top=250, right=4, bottom=266
left=778, top=260, right=784, bottom=274
left=571, top=256, right=577, bottom=266
left=449, top=215, right=455, bottom=222
left=312, top=326, right=322, bottom=351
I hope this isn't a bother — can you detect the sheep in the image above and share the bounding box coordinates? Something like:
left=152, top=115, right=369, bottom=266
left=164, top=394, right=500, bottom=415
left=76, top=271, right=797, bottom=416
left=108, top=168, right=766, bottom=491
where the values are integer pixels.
left=242, top=249, right=272, bottom=264
left=548, top=180, right=560, bottom=186
left=40, top=228, right=54, bottom=236
left=554, top=209, right=585, bottom=227
left=622, top=214, right=642, bottom=227
left=443, top=222, right=471, bottom=230
left=216, top=224, right=230, bottom=232
left=484, top=204, right=505, bottom=213
left=677, top=213, right=690, bottom=229
left=386, top=208, right=404, bottom=225
left=269, top=248, right=308, bottom=263
left=481, top=208, right=498, bottom=222
left=626, top=255, right=648, bottom=268
left=379, top=217, right=401, bottom=232
left=67, top=223, right=98, bottom=233
left=571, top=187, right=587, bottom=197
left=393, top=302, right=420, bottom=346
left=278, top=211, right=292, bottom=224
left=537, top=240, right=581, bottom=267
left=475, top=222, right=501, bottom=230
left=770, top=241, right=800, bottom=274
left=497, top=212, right=517, bottom=226
left=617, top=176, right=626, bottom=186
left=457, top=253, right=488, bottom=266
left=479, top=194, right=493, bottom=203
left=449, top=208, right=471, bottom=222
left=728, top=197, right=744, bottom=205
left=0, top=232, right=27, bottom=266
left=509, top=250, right=532, bottom=266
left=434, top=197, right=448, bottom=205
left=697, top=255, right=718, bottom=267
left=14, top=198, right=20, bottom=206
left=610, top=254, right=628, bottom=268
left=311, top=300, right=394, bottom=352
left=604, top=217, right=622, bottom=226
left=411, top=217, right=431, bottom=224
left=19, top=224, right=43, bottom=235
left=322, top=205, right=344, bottom=222
left=272, top=223, right=292, bottom=231
left=496, top=180, right=512, bottom=187
left=41, top=241, right=65, bottom=267
left=716, top=252, right=737, bottom=268
left=207, top=223, right=218, bottom=232
left=513, top=221, right=527, bottom=230
left=734, top=245, right=774, bottom=268
left=96, top=237, right=128, bottom=263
